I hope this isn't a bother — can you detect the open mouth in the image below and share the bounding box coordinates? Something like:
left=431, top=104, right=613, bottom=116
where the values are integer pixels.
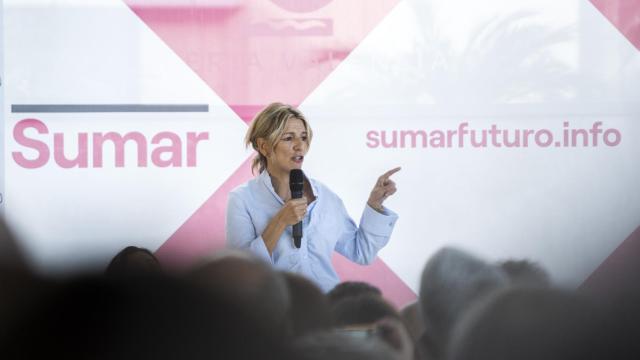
left=292, top=155, right=304, bottom=163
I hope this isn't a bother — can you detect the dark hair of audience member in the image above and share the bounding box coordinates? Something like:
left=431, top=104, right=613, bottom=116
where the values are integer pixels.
left=105, top=246, right=161, bottom=276
left=499, top=259, right=550, bottom=287
left=282, top=272, right=333, bottom=337
left=327, top=281, right=383, bottom=305
left=2, top=274, right=289, bottom=360
left=0, top=218, right=27, bottom=272
left=188, top=251, right=292, bottom=343
left=0, top=218, right=52, bottom=342
left=418, top=247, right=508, bottom=360
left=448, top=287, right=610, bottom=360
left=400, top=301, right=424, bottom=342
left=331, top=293, right=401, bottom=328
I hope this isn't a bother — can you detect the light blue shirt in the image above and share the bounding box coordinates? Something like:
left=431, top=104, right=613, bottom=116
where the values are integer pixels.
left=225, top=170, right=399, bottom=292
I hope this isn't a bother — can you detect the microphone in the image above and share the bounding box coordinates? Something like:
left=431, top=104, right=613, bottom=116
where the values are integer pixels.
left=289, top=169, right=304, bottom=248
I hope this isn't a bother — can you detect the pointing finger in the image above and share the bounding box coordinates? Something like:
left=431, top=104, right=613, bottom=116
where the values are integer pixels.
left=380, top=167, right=401, bottom=182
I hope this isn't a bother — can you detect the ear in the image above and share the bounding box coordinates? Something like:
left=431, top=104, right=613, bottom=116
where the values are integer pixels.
left=256, top=138, right=269, bottom=157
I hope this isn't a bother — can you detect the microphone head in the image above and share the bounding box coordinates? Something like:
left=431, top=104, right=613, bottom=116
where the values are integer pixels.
left=289, top=169, right=304, bottom=193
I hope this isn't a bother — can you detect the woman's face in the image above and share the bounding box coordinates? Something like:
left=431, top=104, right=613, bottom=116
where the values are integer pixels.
left=265, top=118, right=309, bottom=176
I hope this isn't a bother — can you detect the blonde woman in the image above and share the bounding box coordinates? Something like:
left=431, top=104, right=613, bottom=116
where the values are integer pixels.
left=226, top=103, right=400, bottom=292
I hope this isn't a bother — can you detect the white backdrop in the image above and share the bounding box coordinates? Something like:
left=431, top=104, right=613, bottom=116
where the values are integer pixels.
left=3, top=0, right=639, bottom=294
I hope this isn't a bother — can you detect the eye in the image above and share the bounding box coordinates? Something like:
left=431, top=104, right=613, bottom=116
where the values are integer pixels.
left=282, top=136, right=293, bottom=141
left=301, top=136, right=308, bottom=142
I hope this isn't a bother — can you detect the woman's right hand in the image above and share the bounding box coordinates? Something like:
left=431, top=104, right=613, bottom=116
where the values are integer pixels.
left=278, top=197, right=308, bottom=225
left=261, top=197, right=308, bottom=255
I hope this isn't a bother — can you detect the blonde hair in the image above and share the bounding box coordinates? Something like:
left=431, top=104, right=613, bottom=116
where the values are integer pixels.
left=245, top=103, right=313, bottom=174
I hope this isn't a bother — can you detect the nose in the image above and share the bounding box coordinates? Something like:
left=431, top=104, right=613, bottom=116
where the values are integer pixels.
left=293, top=137, right=304, bottom=151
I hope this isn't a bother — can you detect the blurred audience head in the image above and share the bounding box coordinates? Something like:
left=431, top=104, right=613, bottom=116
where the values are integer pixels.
left=374, top=316, right=416, bottom=360
left=2, top=274, right=288, bottom=360
left=327, top=281, right=382, bottom=305
left=0, top=218, right=28, bottom=271
left=331, top=293, right=400, bottom=328
left=283, top=272, right=332, bottom=337
left=400, top=300, right=424, bottom=342
left=105, top=246, right=161, bottom=277
left=449, top=287, right=609, bottom=360
left=188, top=250, right=291, bottom=341
left=330, top=292, right=414, bottom=360
left=0, top=218, right=42, bottom=338
left=499, top=259, right=550, bottom=287
left=418, top=247, right=508, bottom=359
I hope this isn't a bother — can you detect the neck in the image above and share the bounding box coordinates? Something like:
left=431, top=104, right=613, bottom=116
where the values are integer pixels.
left=266, top=168, right=291, bottom=201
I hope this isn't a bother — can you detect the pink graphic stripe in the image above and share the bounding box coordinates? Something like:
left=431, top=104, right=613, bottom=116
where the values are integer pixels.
left=155, top=156, right=255, bottom=268
left=590, top=0, right=640, bottom=51
left=580, top=225, right=640, bottom=293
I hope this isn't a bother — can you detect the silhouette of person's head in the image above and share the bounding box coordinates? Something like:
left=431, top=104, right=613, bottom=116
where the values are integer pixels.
left=327, top=281, right=383, bottom=305
left=105, top=246, right=161, bottom=276
left=189, top=251, right=291, bottom=342
left=449, top=287, right=609, bottom=360
left=283, top=272, right=332, bottom=337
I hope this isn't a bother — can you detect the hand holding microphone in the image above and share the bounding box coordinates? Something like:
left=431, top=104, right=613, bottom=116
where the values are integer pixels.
left=264, top=170, right=306, bottom=253
left=260, top=194, right=307, bottom=256
left=279, top=198, right=308, bottom=226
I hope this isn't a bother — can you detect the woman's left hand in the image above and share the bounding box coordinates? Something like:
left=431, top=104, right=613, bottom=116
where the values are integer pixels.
left=367, top=167, right=401, bottom=212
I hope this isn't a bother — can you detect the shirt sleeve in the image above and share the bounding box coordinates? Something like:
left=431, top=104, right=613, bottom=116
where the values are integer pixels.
left=333, top=199, right=399, bottom=265
left=225, top=191, right=273, bottom=264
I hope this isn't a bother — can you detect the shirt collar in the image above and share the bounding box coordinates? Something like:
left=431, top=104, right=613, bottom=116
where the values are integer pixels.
left=258, top=169, right=319, bottom=203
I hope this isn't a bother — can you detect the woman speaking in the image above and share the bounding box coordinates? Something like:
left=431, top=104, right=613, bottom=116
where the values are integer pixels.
left=226, top=103, right=400, bottom=292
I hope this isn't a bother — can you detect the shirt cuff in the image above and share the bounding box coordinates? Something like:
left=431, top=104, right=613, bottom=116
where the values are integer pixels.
left=249, top=235, right=274, bottom=265
left=361, top=204, right=399, bottom=236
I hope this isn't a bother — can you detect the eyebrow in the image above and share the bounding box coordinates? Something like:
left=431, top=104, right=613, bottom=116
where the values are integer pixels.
left=281, top=131, right=308, bottom=136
